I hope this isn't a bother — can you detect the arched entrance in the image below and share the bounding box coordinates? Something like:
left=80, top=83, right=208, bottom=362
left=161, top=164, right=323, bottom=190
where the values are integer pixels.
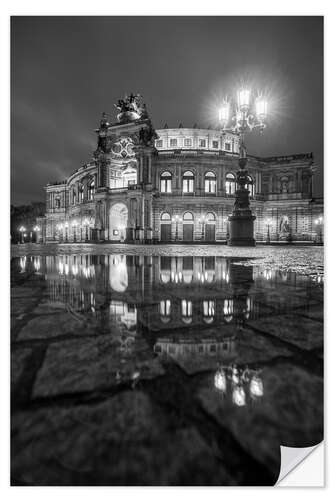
left=109, top=203, right=128, bottom=241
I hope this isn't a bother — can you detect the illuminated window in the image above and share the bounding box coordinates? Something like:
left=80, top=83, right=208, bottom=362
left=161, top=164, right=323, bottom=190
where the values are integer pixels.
left=182, top=171, right=194, bottom=193
left=225, top=142, right=231, bottom=151
left=245, top=175, right=255, bottom=197
left=160, top=212, right=171, bottom=221
left=212, top=140, right=219, bottom=149
left=199, top=139, right=206, bottom=148
left=184, top=138, right=192, bottom=147
left=160, top=171, right=172, bottom=193
left=88, top=178, right=95, bottom=200
left=226, top=173, right=236, bottom=195
left=204, top=172, right=216, bottom=193
left=170, top=139, right=177, bottom=147
left=156, top=139, right=163, bottom=148
left=183, top=212, right=194, bottom=222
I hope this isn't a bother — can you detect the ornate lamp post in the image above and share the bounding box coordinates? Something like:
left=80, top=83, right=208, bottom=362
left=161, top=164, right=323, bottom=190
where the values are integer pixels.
left=172, top=214, right=180, bottom=242
left=219, top=89, right=268, bottom=246
left=314, top=216, right=323, bottom=244
left=264, top=218, right=273, bottom=244
left=18, top=226, right=26, bottom=244
left=33, top=225, right=40, bottom=243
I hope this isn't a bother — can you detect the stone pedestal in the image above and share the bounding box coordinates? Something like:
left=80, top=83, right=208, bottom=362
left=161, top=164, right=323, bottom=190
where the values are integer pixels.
left=228, top=213, right=256, bottom=246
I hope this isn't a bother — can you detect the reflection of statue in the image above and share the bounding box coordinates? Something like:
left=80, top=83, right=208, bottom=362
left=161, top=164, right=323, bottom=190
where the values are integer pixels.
left=279, top=216, right=290, bottom=234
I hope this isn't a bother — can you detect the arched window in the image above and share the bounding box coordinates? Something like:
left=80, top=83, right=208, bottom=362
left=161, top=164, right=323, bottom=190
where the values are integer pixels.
left=160, top=171, right=172, bottom=193
left=204, top=172, right=216, bottom=193
left=72, top=188, right=76, bottom=205
left=78, top=184, right=84, bottom=203
left=160, top=212, right=171, bottom=221
left=160, top=299, right=171, bottom=323
left=226, top=173, right=236, bottom=195
left=245, top=175, right=255, bottom=197
left=88, top=178, right=95, bottom=200
left=183, top=212, right=194, bottom=222
left=206, top=212, right=216, bottom=223
left=182, top=171, right=194, bottom=193
left=55, top=197, right=61, bottom=209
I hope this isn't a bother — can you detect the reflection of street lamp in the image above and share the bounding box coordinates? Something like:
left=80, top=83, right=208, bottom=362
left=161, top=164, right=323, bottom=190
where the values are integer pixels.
left=219, top=89, right=268, bottom=246
left=33, top=225, right=40, bottom=243
left=314, top=216, right=323, bottom=244
left=172, top=214, right=180, bottom=241
left=265, top=218, right=273, bottom=244
left=18, top=226, right=26, bottom=244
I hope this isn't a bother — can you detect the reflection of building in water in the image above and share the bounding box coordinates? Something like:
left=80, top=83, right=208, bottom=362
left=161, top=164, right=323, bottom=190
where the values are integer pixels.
left=19, top=253, right=318, bottom=336
left=154, top=335, right=236, bottom=358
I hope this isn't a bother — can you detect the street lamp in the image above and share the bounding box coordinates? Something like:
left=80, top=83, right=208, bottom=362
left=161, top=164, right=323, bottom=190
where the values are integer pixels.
left=82, top=218, right=90, bottom=241
left=64, top=222, right=69, bottom=242
left=264, top=218, right=273, bottom=244
left=314, top=216, right=323, bottom=244
left=33, top=225, right=40, bottom=243
left=72, top=220, right=78, bottom=242
left=18, top=226, right=26, bottom=244
left=219, top=89, right=268, bottom=246
left=199, top=215, right=207, bottom=241
left=172, top=214, right=180, bottom=242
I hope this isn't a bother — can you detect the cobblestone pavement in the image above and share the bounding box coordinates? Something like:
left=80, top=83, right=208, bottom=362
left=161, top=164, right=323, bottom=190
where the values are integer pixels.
left=11, top=247, right=323, bottom=485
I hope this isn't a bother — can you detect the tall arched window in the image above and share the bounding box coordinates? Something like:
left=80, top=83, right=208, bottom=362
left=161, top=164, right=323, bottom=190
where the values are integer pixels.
left=88, top=178, right=95, bottom=200
left=225, top=173, right=236, bottom=195
left=72, top=188, right=76, bottom=205
left=181, top=299, right=192, bottom=324
left=160, top=212, right=171, bottom=221
left=245, top=175, right=254, bottom=197
left=160, top=171, right=172, bottom=193
left=204, top=171, right=216, bottom=193
left=183, top=212, right=194, bottom=222
left=182, top=171, right=194, bottom=193
left=78, top=184, right=84, bottom=203
left=206, top=212, right=216, bottom=223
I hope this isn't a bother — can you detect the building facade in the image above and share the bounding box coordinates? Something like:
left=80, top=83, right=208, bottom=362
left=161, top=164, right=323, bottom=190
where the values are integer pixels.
left=39, top=95, right=323, bottom=244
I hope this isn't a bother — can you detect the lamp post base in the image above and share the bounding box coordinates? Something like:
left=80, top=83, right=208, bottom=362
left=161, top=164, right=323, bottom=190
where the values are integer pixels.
left=228, top=214, right=256, bottom=247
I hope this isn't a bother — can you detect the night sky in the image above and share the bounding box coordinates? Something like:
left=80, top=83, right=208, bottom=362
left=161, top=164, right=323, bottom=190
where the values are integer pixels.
left=11, top=16, right=323, bottom=205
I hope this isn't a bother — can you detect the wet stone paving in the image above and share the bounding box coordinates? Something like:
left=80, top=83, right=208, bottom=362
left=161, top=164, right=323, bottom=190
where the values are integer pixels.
left=11, top=244, right=324, bottom=486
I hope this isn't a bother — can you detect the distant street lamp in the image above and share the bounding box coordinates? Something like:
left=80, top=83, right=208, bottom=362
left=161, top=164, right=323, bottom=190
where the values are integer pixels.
left=72, top=220, right=78, bottom=242
left=199, top=215, right=207, bottom=241
left=18, top=226, right=26, bottom=244
left=314, top=216, right=323, bottom=244
left=172, top=214, right=180, bottom=241
left=83, top=218, right=90, bottom=241
left=219, top=88, right=268, bottom=246
left=264, top=218, right=274, bottom=244
left=33, top=225, right=40, bottom=243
